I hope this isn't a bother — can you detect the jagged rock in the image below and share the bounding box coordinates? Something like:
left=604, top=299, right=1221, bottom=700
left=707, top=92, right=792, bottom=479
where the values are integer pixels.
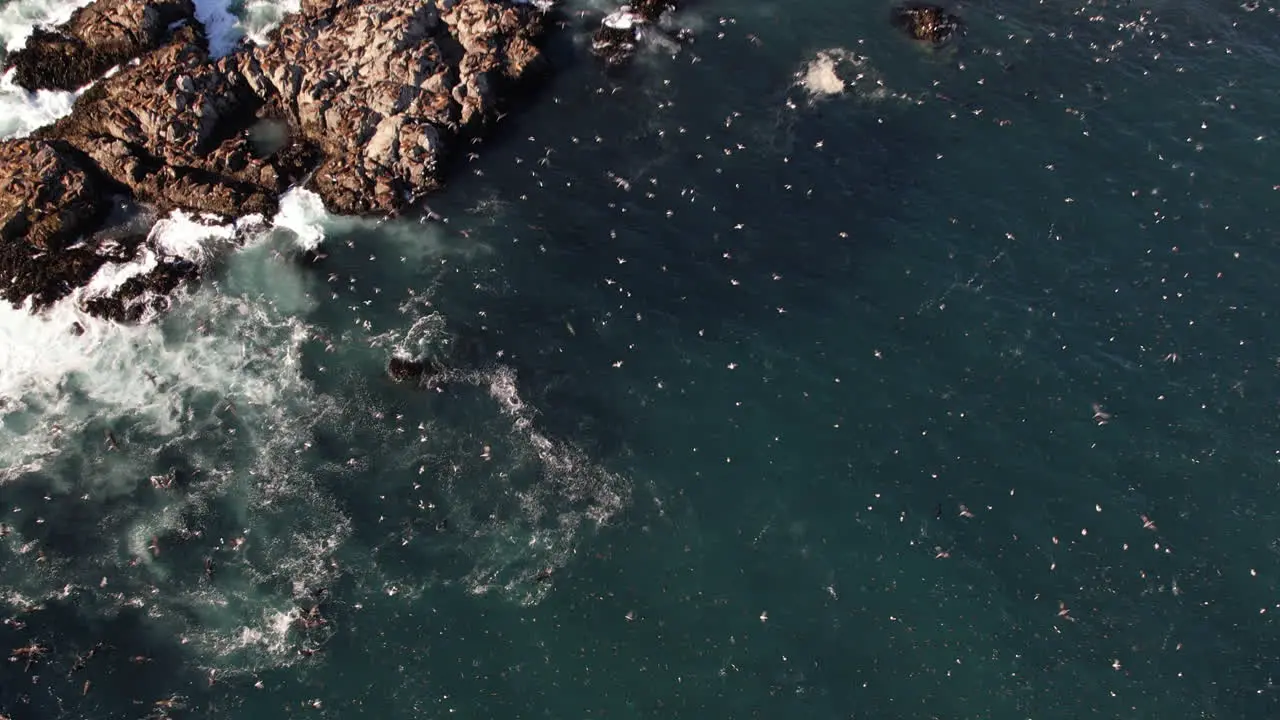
left=237, top=0, right=552, bottom=213
left=891, top=3, right=962, bottom=47
left=0, top=0, right=555, bottom=317
left=592, top=12, right=640, bottom=66
left=40, top=25, right=315, bottom=219
left=6, top=0, right=198, bottom=91
left=0, top=139, right=129, bottom=309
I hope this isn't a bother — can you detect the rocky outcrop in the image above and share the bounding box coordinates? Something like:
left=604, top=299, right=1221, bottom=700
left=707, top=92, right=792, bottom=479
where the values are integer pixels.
left=891, top=3, right=963, bottom=47
left=0, top=0, right=556, bottom=316
left=6, top=0, right=198, bottom=91
left=43, top=23, right=318, bottom=215
left=590, top=1, right=689, bottom=67
left=237, top=0, right=550, bottom=213
left=0, top=139, right=131, bottom=308
left=40, top=25, right=312, bottom=220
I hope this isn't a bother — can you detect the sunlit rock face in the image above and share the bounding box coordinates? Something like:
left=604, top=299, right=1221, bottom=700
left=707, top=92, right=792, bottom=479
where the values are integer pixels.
left=0, top=0, right=555, bottom=316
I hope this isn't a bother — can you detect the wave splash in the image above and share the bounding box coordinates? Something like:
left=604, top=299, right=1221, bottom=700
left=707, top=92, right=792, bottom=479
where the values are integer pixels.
left=1, top=217, right=631, bottom=702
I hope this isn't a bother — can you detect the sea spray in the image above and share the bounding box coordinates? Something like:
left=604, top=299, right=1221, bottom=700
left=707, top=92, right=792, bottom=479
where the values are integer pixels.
left=79, top=209, right=265, bottom=302
left=0, top=68, right=81, bottom=138
left=192, top=0, right=247, bottom=57
left=272, top=187, right=331, bottom=252
left=0, top=0, right=93, bottom=51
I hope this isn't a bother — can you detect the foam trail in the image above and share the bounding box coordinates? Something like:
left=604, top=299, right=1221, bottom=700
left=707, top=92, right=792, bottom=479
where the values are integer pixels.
left=385, top=362, right=632, bottom=606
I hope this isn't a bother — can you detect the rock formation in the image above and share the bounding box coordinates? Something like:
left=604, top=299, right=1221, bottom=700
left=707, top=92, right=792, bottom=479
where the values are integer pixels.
left=590, top=1, right=689, bottom=67
left=0, top=139, right=127, bottom=309
left=891, top=3, right=963, bottom=47
left=0, top=0, right=556, bottom=317
left=6, top=0, right=198, bottom=91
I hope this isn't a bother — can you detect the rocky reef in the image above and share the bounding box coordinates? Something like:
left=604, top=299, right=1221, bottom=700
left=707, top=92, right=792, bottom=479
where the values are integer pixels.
left=0, top=0, right=556, bottom=317
left=891, top=3, right=963, bottom=47
left=5, top=0, right=198, bottom=91
left=590, top=1, right=690, bottom=67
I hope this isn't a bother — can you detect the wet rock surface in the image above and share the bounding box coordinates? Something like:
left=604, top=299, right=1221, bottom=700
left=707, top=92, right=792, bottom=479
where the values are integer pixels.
left=80, top=257, right=200, bottom=323
left=891, top=3, right=963, bottom=47
left=0, top=0, right=556, bottom=318
left=0, top=139, right=129, bottom=309
left=6, top=0, right=198, bottom=91
left=590, top=1, right=688, bottom=67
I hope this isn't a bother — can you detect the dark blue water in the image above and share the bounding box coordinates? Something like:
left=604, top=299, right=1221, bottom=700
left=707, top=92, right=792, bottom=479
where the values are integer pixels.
left=4, top=0, right=1280, bottom=718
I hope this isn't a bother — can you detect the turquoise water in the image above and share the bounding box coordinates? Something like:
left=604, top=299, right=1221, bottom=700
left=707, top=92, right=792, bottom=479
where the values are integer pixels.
left=4, top=0, right=1280, bottom=718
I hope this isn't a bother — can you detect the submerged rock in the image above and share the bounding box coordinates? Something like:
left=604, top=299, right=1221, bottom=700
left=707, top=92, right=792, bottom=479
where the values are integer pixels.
left=6, top=0, right=198, bottom=91
left=387, top=355, right=444, bottom=383
left=0, top=0, right=556, bottom=317
left=891, top=3, right=962, bottom=47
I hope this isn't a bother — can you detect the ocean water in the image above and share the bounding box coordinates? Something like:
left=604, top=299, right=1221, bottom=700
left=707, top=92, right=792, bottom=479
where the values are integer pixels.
left=3, top=0, right=1280, bottom=718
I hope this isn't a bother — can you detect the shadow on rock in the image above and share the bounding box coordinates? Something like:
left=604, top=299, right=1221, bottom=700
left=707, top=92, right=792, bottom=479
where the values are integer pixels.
left=4, top=0, right=198, bottom=91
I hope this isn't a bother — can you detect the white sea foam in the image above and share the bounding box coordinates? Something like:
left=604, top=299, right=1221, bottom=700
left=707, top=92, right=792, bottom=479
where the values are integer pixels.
left=0, top=0, right=93, bottom=51
left=0, top=0, right=324, bottom=676
left=193, top=0, right=246, bottom=57
left=80, top=210, right=264, bottom=299
left=799, top=51, right=848, bottom=97
left=0, top=248, right=349, bottom=673
left=795, top=48, right=903, bottom=103
left=0, top=69, right=81, bottom=139
left=243, top=0, right=300, bottom=46
left=195, top=0, right=300, bottom=56
left=0, top=0, right=95, bottom=138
